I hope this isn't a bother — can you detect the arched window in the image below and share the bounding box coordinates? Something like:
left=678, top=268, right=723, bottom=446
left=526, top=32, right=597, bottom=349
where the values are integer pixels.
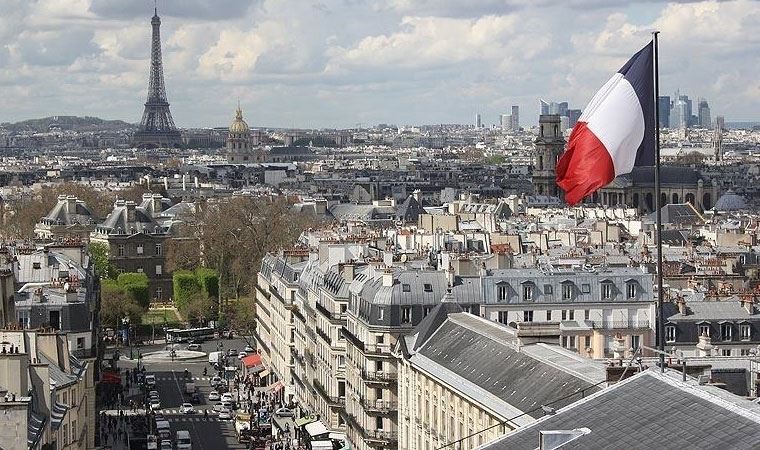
left=703, top=193, right=712, bottom=210
left=645, top=193, right=653, bottom=211
left=632, top=193, right=639, bottom=208
left=538, top=155, right=544, bottom=171
left=685, top=193, right=695, bottom=205
left=672, top=193, right=679, bottom=204
left=661, top=193, right=668, bottom=207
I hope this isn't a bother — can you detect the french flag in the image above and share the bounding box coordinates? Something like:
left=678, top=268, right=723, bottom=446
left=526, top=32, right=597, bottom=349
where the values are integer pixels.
left=556, top=41, right=655, bottom=205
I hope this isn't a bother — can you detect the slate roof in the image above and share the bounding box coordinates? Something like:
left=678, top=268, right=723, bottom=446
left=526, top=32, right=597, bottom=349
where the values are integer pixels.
left=667, top=300, right=760, bottom=322
left=648, top=203, right=704, bottom=225
left=416, top=315, right=603, bottom=419
left=41, top=197, right=95, bottom=225
left=480, top=370, right=760, bottom=450
left=627, top=166, right=708, bottom=185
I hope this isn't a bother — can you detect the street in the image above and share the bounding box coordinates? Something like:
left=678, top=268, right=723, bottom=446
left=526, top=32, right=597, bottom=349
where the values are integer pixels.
left=113, top=336, right=259, bottom=450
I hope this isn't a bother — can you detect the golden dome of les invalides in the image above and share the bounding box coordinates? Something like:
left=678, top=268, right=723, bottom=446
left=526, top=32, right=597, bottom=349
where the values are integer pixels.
left=229, top=105, right=250, bottom=135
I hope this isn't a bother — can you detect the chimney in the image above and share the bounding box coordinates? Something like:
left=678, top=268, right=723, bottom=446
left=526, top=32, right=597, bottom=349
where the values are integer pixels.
left=612, top=334, right=626, bottom=360
left=125, top=201, right=137, bottom=223
left=194, top=176, right=199, bottom=188
left=152, top=194, right=163, bottom=216
left=383, top=251, right=393, bottom=267
left=342, top=263, right=355, bottom=283
left=412, top=189, right=421, bottom=203
left=163, top=176, right=169, bottom=190
left=382, top=269, right=394, bottom=287
left=65, top=196, right=77, bottom=215
left=676, top=295, right=687, bottom=315
left=182, top=174, right=187, bottom=191
left=741, top=294, right=755, bottom=315
left=696, top=332, right=714, bottom=357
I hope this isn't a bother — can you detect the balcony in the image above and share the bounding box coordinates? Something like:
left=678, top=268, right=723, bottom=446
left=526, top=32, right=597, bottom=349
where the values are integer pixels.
left=361, top=369, right=398, bottom=384
left=360, top=398, right=398, bottom=414
left=292, top=349, right=305, bottom=366
left=592, top=320, right=652, bottom=330
left=342, top=327, right=392, bottom=355
left=340, top=411, right=398, bottom=447
left=316, top=327, right=333, bottom=346
left=312, top=378, right=345, bottom=407
left=316, top=301, right=345, bottom=323
left=304, top=349, right=316, bottom=368
left=255, top=284, right=271, bottom=300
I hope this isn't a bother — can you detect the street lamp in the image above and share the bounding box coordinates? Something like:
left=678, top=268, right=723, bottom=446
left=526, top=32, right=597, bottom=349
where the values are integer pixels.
left=121, top=316, right=132, bottom=360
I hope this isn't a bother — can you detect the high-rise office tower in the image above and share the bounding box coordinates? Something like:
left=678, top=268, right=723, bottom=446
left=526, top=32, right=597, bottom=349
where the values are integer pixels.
left=567, top=109, right=582, bottom=128
left=658, top=96, right=671, bottom=128
left=475, top=113, right=481, bottom=129
left=511, top=105, right=519, bottom=130
left=558, top=102, right=569, bottom=117
left=679, top=94, right=693, bottom=127
left=698, top=99, right=711, bottom=129
left=540, top=99, right=549, bottom=115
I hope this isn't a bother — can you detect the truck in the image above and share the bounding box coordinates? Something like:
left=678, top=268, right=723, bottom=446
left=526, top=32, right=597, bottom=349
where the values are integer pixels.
left=208, top=351, right=222, bottom=366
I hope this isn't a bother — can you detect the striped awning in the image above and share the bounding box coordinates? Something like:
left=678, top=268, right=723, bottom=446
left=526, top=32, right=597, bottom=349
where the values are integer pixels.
left=51, top=402, right=69, bottom=431
left=27, top=411, right=46, bottom=448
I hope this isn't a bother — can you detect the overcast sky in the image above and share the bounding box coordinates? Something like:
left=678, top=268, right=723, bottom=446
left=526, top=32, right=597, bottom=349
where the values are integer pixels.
left=1, top=0, right=758, bottom=129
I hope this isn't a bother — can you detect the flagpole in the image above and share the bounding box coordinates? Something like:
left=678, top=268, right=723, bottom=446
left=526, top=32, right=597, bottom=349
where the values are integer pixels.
left=652, top=31, right=665, bottom=372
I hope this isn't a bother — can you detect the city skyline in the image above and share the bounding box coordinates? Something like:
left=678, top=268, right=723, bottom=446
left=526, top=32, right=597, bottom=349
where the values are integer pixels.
left=1, top=0, right=759, bottom=128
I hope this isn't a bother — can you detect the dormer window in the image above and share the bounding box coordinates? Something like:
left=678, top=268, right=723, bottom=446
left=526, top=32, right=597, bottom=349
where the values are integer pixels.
left=423, top=283, right=433, bottom=293
left=721, top=323, right=733, bottom=341
left=402, top=284, right=411, bottom=293
left=562, top=283, right=573, bottom=300
left=601, top=282, right=613, bottom=300
left=698, top=324, right=710, bottom=337
left=665, top=325, right=676, bottom=343
left=32, top=262, right=41, bottom=270
left=626, top=282, right=637, bottom=299
left=402, top=307, right=411, bottom=323
left=741, top=324, right=751, bottom=341
left=522, top=283, right=534, bottom=301
left=497, top=283, right=508, bottom=302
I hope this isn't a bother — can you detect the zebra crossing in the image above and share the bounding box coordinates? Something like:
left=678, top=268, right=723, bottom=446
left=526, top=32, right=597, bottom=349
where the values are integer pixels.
left=153, top=376, right=214, bottom=382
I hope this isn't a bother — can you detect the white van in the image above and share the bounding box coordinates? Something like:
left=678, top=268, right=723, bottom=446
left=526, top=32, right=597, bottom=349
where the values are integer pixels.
left=155, top=420, right=171, bottom=440
left=176, top=430, right=192, bottom=450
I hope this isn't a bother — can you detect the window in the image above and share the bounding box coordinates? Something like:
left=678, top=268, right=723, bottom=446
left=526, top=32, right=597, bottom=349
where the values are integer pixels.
left=666, top=325, right=676, bottom=342
left=581, top=284, right=591, bottom=294
left=722, top=349, right=732, bottom=356
left=544, top=284, right=553, bottom=295
left=156, top=287, right=162, bottom=300
left=32, top=262, right=41, bottom=269
left=584, top=310, right=590, bottom=320
left=741, top=349, right=751, bottom=356
left=402, top=307, right=411, bottom=323
left=378, top=308, right=385, bottom=320
left=631, top=335, right=640, bottom=350
left=699, top=324, right=710, bottom=337
left=376, top=417, right=384, bottom=430
left=721, top=323, right=733, bottom=341
left=155, top=265, right=162, bottom=275
left=155, top=243, right=162, bottom=255
left=601, top=283, right=613, bottom=300
left=523, top=311, right=534, bottom=322
left=561, top=310, right=567, bottom=321
left=136, top=244, right=144, bottom=255
left=77, top=337, right=85, bottom=349
left=546, top=310, right=552, bottom=321
left=402, top=284, right=411, bottom=292
left=376, top=360, right=383, bottom=372
left=63, top=424, right=68, bottom=446
left=497, top=284, right=508, bottom=302
left=376, top=334, right=385, bottom=345
left=562, top=283, right=573, bottom=300
left=497, top=311, right=508, bottom=324
left=423, top=306, right=431, bottom=317
left=137, top=267, right=144, bottom=273
left=626, top=282, right=637, bottom=299
left=17, top=310, right=29, bottom=329
left=117, top=244, right=125, bottom=257
left=569, top=336, right=576, bottom=349
left=584, top=336, right=591, bottom=349
left=741, top=324, right=751, bottom=341
left=522, top=284, right=534, bottom=301
left=568, top=310, right=575, bottom=320
left=423, top=283, right=433, bottom=292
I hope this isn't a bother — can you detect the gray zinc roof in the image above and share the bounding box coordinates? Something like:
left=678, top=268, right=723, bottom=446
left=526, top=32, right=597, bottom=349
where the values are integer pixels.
left=480, top=369, right=760, bottom=450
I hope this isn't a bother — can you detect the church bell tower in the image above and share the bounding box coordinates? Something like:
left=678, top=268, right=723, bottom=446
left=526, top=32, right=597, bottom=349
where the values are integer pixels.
left=533, top=114, right=566, bottom=197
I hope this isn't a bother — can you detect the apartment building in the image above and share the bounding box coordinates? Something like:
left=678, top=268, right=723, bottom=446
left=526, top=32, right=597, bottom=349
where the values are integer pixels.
left=477, top=266, right=655, bottom=358
left=0, top=329, right=96, bottom=449
left=396, top=308, right=607, bottom=450
left=34, top=196, right=97, bottom=242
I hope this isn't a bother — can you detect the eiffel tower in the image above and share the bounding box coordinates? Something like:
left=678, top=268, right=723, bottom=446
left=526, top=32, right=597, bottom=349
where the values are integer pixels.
left=133, top=7, right=182, bottom=147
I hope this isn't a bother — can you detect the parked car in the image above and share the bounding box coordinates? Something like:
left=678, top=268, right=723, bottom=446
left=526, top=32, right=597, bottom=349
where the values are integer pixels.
left=221, top=393, right=233, bottom=403
left=213, top=402, right=226, bottom=413
left=244, top=345, right=255, bottom=353
left=180, top=403, right=195, bottom=414
left=149, top=390, right=159, bottom=398
left=227, top=349, right=237, bottom=356
left=210, top=376, right=222, bottom=387
left=159, top=440, right=173, bottom=450
left=237, top=351, right=247, bottom=360
left=218, top=408, right=233, bottom=420
left=187, top=343, right=202, bottom=351
left=275, top=407, right=294, bottom=417
left=145, top=375, right=156, bottom=387
left=208, top=391, right=220, bottom=401
left=150, top=398, right=161, bottom=410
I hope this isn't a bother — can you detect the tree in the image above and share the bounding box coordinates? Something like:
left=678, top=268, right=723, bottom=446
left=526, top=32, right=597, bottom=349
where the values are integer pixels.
left=165, top=237, right=202, bottom=272
left=228, top=297, right=257, bottom=336
left=90, top=242, right=120, bottom=280
left=100, top=281, right=144, bottom=328
left=180, top=292, right=217, bottom=327
left=117, top=272, right=151, bottom=308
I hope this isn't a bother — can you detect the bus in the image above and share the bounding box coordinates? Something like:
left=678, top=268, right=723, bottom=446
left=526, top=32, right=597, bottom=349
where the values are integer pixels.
left=166, top=327, right=215, bottom=343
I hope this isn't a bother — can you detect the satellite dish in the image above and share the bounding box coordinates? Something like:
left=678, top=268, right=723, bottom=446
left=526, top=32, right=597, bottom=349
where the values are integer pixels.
left=400, top=254, right=408, bottom=263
